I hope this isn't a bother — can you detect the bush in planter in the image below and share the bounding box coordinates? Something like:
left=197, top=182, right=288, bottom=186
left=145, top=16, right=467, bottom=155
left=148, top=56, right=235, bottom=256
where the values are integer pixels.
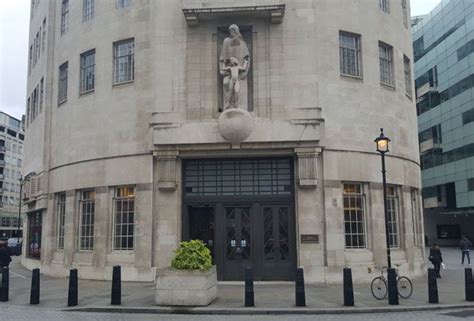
left=171, top=240, right=212, bottom=270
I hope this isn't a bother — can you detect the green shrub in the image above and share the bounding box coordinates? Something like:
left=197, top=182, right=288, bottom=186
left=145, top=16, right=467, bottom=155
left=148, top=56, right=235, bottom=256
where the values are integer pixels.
left=171, top=240, right=212, bottom=270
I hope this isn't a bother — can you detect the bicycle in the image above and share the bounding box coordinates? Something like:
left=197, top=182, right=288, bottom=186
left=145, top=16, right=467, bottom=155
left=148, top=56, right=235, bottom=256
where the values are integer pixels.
left=370, top=265, right=413, bottom=300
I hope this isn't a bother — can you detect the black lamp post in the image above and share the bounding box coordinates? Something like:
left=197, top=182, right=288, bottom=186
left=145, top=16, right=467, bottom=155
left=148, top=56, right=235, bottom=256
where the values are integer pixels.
left=17, top=175, right=22, bottom=243
left=374, top=128, right=398, bottom=305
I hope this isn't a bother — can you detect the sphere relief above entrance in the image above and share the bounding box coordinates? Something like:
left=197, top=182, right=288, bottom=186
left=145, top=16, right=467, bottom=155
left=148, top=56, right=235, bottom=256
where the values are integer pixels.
left=217, top=24, right=254, bottom=144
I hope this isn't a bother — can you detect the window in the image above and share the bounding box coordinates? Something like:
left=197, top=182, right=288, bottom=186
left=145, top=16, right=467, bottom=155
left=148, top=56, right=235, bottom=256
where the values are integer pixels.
left=468, top=178, right=474, bottom=192
left=26, top=98, right=31, bottom=126
left=379, top=42, right=394, bottom=86
left=39, top=77, right=44, bottom=112
left=401, top=0, right=408, bottom=27
left=80, top=50, right=95, bottom=93
left=56, top=193, right=66, bottom=250
left=58, top=62, right=68, bottom=104
left=42, top=18, right=46, bottom=52
left=28, top=211, right=42, bottom=259
left=387, top=186, right=399, bottom=248
left=28, top=45, right=33, bottom=73
left=339, top=32, right=362, bottom=77
left=83, top=0, right=94, bottom=21
left=61, top=0, right=69, bottom=35
left=113, top=186, right=135, bottom=250
left=411, top=189, right=422, bottom=247
left=343, top=183, right=366, bottom=249
left=116, top=0, right=132, bottom=8
left=79, top=190, right=95, bottom=250
left=404, top=55, right=412, bottom=97
left=379, top=0, right=390, bottom=13
left=113, top=39, right=135, bottom=84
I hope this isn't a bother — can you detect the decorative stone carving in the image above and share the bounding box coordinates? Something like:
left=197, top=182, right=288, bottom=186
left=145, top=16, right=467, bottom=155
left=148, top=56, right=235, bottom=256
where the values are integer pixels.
left=154, top=151, right=178, bottom=190
left=219, top=24, right=250, bottom=110
left=217, top=108, right=255, bottom=144
left=295, top=147, right=321, bottom=188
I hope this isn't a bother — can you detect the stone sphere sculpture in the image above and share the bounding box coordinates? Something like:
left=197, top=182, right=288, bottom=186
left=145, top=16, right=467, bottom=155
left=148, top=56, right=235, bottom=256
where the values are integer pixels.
left=217, top=108, right=254, bottom=144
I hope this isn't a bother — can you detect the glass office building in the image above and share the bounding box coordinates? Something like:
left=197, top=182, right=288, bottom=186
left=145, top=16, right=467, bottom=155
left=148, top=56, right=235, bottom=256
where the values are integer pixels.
left=413, top=0, right=474, bottom=245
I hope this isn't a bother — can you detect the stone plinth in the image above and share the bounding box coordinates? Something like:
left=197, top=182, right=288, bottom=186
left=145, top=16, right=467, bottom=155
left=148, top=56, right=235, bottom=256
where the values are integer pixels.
left=155, top=266, right=217, bottom=306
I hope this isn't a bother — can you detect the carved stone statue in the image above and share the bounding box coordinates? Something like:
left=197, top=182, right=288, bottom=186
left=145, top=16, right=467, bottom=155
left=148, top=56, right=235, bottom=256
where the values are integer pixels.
left=219, top=24, right=250, bottom=110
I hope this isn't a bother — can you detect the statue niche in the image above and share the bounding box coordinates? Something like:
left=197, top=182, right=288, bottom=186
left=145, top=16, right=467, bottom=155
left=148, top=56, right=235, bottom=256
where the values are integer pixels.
left=218, top=24, right=253, bottom=111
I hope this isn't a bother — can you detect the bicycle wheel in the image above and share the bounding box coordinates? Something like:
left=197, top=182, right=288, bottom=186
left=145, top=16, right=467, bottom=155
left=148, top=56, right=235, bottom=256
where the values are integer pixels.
left=370, top=276, right=387, bottom=300
left=397, top=276, right=413, bottom=299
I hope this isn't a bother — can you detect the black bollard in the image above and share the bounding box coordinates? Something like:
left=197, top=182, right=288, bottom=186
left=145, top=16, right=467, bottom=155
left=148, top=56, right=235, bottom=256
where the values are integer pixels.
left=343, top=267, right=354, bottom=306
left=295, top=267, right=306, bottom=307
left=67, top=268, right=78, bottom=307
left=387, top=268, right=399, bottom=305
left=30, top=268, right=40, bottom=305
left=465, top=268, right=474, bottom=302
left=0, top=267, right=9, bottom=302
left=428, top=268, right=439, bottom=304
left=111, top=265, right=121, bottom=305
left=244, top=267, right=254, bottom=307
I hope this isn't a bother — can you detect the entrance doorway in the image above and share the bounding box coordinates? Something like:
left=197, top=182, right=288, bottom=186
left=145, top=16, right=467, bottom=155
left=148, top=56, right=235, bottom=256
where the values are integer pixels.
left=182, top=158, right=296, bottom=281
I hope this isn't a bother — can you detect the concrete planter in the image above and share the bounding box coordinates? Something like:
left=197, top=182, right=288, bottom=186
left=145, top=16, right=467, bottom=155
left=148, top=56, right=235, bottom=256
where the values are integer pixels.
left=155, top=265, right=217, bottom=306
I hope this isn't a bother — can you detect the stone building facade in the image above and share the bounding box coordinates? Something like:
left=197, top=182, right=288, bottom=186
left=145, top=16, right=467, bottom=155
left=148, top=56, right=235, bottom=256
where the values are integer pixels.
left=23, top=0, right=424, bottom=283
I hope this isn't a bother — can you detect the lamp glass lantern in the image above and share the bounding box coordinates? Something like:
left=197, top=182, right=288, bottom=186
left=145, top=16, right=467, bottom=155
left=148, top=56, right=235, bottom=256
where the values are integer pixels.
left=374, top=128, right=391, bottom=153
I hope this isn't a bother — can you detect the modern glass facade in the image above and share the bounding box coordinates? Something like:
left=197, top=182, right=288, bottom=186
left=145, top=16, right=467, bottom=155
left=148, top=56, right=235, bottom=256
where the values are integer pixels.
left=413, top=0, right=474, bottom=244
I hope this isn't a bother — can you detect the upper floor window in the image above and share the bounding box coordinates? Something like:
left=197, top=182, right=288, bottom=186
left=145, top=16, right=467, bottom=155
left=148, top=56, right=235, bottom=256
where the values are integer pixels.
left=42, top=18, right=46, bottom=52
left=116, top=0, right=132, bottom=9
left=61, top=0, right=69, bottom=35
left=401, top=0, right=408, bottom=28
left=58, top=62, right=68, bottom=104
left=379, top=0, right=390, bottom=13
left=80, top=49, right=96, bottom=93
left=343, top=183, right=366, bottom=249
left=339, top=31, right=362, bottom=78
left=379, top=42, right=394, bottom=86
left=113, top=39, right=135, bottom=84
left=83, top=0, right=95, bottom=21
left=404, top=55, right=412, bottom=97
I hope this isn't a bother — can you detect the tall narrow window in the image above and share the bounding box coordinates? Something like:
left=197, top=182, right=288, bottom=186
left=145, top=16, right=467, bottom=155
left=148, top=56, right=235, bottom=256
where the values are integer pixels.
left=42, top=18, right=46, bottom=52
left=34, top=84, right=39, bottom=118
left=58, top=62, right=68, bottom=104
left=401, top=0, right=408, bottom=27
left=80, top=49, right=96, bottom=93
left=343, top=183, right=366, bottom=249
left=404, top=55, right=412, bottom=97
left=36, top=30, right=41, bottom=62
left=379, top=42, right=394, bottom=86
left=116, top=0, right=132, bottom=9
left=113, top=39, right=135, bottom=84
left=56, top=193, right=66, bottom=250
left=83, top=0, right=94, bottom=21
left=79, top=190, right=95, bottom=250
left=387, top=186, right=399, bottom=248
left=28, top=45, right=33, bottom=73
left=26, top=98, right=31, bottom=126
left=113, top=186, right=135, bottom=250
left=39, top=78, right=44, bottom=112
left=31, top=87, right=37, bottom=120
left=339, top=31, right=362, bottom=77
left=61, top=0, right=69, bottom=35
left=411, top=189, right=422, bottom=247
left=379, top=0, right=390, bottom=13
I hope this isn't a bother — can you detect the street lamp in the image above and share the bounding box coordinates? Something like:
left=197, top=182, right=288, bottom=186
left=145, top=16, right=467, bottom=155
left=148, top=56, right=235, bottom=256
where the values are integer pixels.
left=374, top=128, right=398, bottom=305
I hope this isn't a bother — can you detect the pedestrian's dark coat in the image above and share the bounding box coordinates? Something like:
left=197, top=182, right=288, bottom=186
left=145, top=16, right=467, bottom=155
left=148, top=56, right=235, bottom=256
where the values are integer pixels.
left=429, top=248, right=443, bottom=264
left=460, top=238, right=472, bottom=251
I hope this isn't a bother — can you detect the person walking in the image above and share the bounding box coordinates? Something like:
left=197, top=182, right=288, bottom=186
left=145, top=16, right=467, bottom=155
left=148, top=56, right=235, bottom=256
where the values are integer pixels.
left=460, top=235, right=472, bottom=265
left=429, top=243, right=443, bottom=278
left=0, top=241, right=12, bottom=269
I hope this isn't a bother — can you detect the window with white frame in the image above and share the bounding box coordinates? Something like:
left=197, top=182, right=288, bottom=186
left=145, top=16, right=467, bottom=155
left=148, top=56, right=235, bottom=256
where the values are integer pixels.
left=58, top=62, right=68, bottom=104
left=116, top=0, right=132, bottom=9
left=339, top=31, right=362, bottom=77
left=343, top=183, right=366, bottom=248
left=411, top=189, right=423, bottom=247
left=379, top=42, right=394, bottom=86
left=401, top=0, right=408, bottom=27
left=379, top=0, right=390, bottom=13
left=83, top=0, right=94, bottom=21
left=79, top=190, right=95, bottom=251
left=404, top=55, right=412, bottom=97
left=113, top=186, right=135, bottom=250
left=80, top=50, right=95, bottom=93
left=387, top=186, right=399, bottom=248
left=61, top=0, right=69, bottom=35
left=113, top=39, right=135, bottom=84
left=56, top=193, right=66, bottom=250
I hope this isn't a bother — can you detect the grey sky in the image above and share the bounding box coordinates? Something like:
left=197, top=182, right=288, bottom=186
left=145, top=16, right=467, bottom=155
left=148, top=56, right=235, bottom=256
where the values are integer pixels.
left=0, top=0, right=442, bottom=120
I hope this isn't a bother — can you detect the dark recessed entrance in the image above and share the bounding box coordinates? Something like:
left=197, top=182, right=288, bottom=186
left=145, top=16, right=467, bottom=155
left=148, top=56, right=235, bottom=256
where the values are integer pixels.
left=182, top=158, right=296, bottom=281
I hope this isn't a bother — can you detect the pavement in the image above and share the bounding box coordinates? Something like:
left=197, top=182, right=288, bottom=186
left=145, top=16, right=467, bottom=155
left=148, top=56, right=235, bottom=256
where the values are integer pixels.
left=1, top=247, right=473, bottom=315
